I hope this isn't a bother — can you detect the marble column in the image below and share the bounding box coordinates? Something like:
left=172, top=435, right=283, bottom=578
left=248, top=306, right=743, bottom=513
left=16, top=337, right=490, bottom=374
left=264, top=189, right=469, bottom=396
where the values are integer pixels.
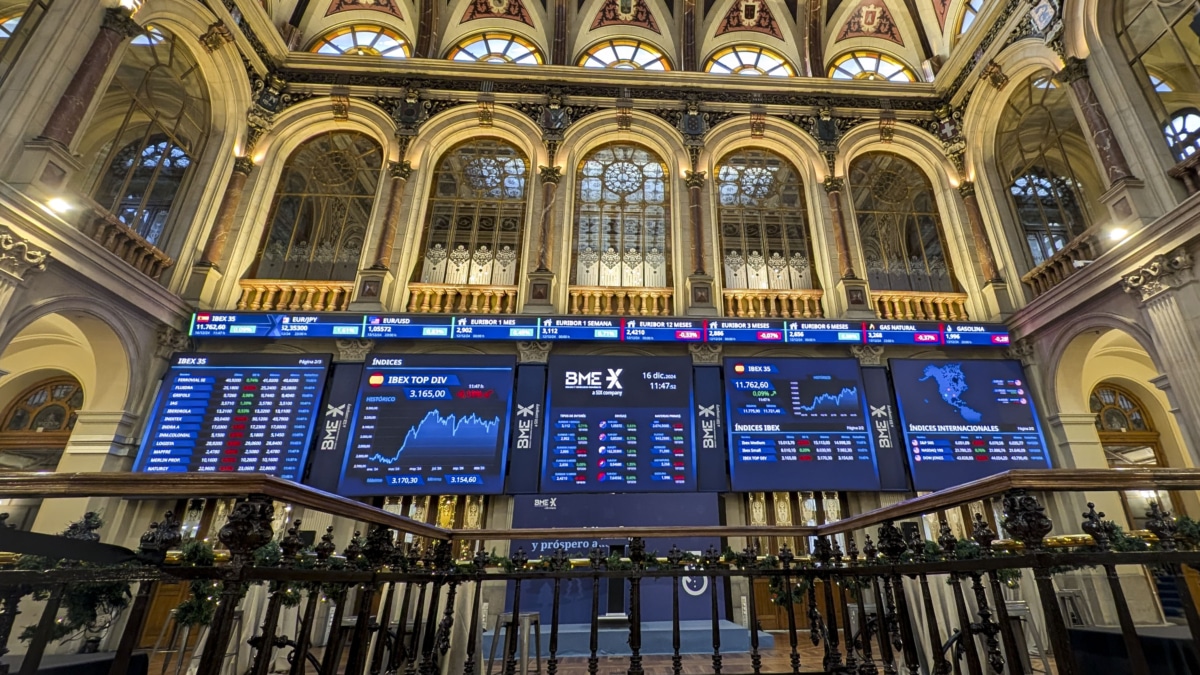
left=686, top=170, right=706, bottom=274
left=551, top=0, right=568, bottom=65
left=370, top=161, right=412, bottom=270
left=1123, top=248, right=1200, bottom=462
left=823, top=176, right=856, bottom=279
left=957, top=181, right=1003, bottom=283
left=535, top=166, right=561, bottom=272
left=416, top=0, right=439, bottom=58
left=1054, top=57, right=1134, bottom=185
left=40, top=7, right=142, bottom=149
left=682, top=0, right=697, bottom=71
left=198, top=157, right=255, bottom=268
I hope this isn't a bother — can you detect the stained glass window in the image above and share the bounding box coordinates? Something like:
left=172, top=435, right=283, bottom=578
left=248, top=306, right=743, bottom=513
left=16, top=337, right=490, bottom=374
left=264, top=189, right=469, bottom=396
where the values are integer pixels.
left=572, top=144, right=671, bottom=288
left=0, top=15, right=20, bottom=39
left=1164, top=109, right=1200, bottom=161
left=310, top=25, right=409, bottom=57
left=704, top=45, right=795, bottom=77
left=716, top=150, right=817, bottom=290
left=416, top=140, right=528, bottom=286
left=0, top=377, right=84, bottom=472
left=579, top=39, right=670, bottom=70
left=957, top=0, right=984, bottom=35
left=828, top=51, right=916, bottom=81
left=254, top=132, right=383, bottom=281
left=80, top=25, right=209, bottom=248
left=849, top=152, right=957, bottom=293
left=448, top=32, right=542, bottom=64
left=997, top=72, right=1100, bottom=267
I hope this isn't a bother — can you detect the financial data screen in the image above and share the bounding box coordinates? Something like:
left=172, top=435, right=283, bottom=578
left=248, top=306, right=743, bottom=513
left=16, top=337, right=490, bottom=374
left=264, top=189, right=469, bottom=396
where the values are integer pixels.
left=541, top=355, right=696, bottom=493
left=724, top=358, right=881, bottom=491
left=133, top=353, right=329, bottom=480
left=890, top=359, right=1051, bottom=490
left=337, top=354, right=516, bottom=495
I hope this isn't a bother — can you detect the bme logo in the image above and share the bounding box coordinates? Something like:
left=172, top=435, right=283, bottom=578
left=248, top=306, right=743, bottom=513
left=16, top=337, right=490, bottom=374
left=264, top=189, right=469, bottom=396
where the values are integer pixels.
left=320, top=404, right=348, bottom=451
left=564, top=369, right=623, bottom=389
left=533, top=498, right=557, bottom=510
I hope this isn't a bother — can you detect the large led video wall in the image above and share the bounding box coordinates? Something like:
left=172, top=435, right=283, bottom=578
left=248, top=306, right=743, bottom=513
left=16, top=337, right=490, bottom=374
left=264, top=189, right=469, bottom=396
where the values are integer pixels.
left=336, top=354, right=517, bottom=496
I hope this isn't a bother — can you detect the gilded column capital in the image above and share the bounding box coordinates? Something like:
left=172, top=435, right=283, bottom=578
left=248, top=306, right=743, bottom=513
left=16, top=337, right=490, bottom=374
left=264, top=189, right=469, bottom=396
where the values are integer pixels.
left=849, top=344, right=884, bottom=366
left=0, top=225, right=48, bottom=282
left=823, top=175, right=845, bottom=193
left=1054, top=56, right=1090, bottom=84
left=685, top=170, right=706, bottom=189
left=102, top=7, right=143, bottom=39
left=389, top=160, right=413, bottom=180
left=232, top=156, right=255, bottom=176
left=957, top=180, right=976, bottom=198
left=538, top=165, right=562, bottom=185
left=1121, top=248, right=1195, bottom=301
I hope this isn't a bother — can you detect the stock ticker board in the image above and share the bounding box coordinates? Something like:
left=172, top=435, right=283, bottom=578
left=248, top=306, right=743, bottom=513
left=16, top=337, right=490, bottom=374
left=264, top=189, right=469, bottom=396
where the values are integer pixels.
left=889, top=358, right=1051, bottom=490
left=541, top=356, right=697, bottom=493
left=336, top=354, right=516, bottom=496
left=189, top=312, right=1011, bottom=347
left=724, top=358, right=882, bottom=492
left=133, top=353, right=330, bottom=480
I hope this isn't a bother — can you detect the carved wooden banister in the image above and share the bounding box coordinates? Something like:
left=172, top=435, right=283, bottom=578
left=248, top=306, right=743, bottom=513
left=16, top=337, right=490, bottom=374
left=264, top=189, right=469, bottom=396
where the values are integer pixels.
left=871, top=290, right=969, bottom=321
left=237, top=279, right=354, bottom=312
left=80, top=200, right=173, bottom=281
left=406, top=283, right=518, bottom=314
left=1020, top=224, right=1105, bottom=297
left=569, top=286, right=674, bottom=316
left=722, top=288, right=824, bottom=318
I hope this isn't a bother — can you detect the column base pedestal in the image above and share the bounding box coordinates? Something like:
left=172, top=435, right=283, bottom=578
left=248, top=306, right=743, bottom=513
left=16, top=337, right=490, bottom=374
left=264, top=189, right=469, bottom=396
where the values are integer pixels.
left=348, top=269, right=390, bottom=311
left=979, top=279, right=1015, bottom=321
left=1100, top=176, right=1155, bottom=228
left=182, top=263, right=224, bottom=308
left=838, top=278, right=876, bottom=319
left=685, top=274, right=718, bottom=316
left=11, top=138, right=83, bottom=202
left=523, top=270, right=555, bottom=313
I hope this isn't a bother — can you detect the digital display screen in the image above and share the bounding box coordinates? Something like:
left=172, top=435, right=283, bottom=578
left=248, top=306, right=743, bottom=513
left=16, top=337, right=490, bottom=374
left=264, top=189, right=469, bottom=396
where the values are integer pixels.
left=191, top=312, right=1010, bottom=347
left=541, top=356, right=696, bottom=493
left=890, top=359, right=1051, bottom=490
left=133, top=353, right=330, bottom=480
left=337, top=354, right=515, bottom=496
left=724, top=358, right=880, bottom=491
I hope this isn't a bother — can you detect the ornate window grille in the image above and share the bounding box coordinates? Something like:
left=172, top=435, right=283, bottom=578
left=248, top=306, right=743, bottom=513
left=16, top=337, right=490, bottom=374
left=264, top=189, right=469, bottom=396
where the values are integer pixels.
left=828, top=51, right=916, bottom=81
left=416, top=140, right=528, bottom=286
left=254, top=131, right=383, bottom=281
left=716, top=150, right=817, bottom=290
left=704, top=45, right=795, bottom=76
left=578, top=39, right=671, bottom=70
left=572, top=144, right=671, bottom=288
left=310, top=25, right=409, bottom=57
left=448, top=32, right=542, bottom=64
left=849, top=152, right=957, bottom=293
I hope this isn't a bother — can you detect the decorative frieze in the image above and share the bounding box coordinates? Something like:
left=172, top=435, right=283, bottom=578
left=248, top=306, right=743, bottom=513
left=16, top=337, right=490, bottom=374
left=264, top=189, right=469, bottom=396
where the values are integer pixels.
left=335, top=338, right=375, bottom=362
left=0, top=226, right=48, bottom=282
left=1121, top=248, right=1195, bottom=302
left=516, top=340, right=552, bottom=363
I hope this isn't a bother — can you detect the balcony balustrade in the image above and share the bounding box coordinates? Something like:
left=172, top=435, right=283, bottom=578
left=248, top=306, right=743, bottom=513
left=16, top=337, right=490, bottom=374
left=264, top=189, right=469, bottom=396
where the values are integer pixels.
left=1021, top=226, right=1104, bottom=297
left=2, top=470, right=1200, bottom=675
left=569, top=286, right=674, bottom=316
left=406, top=283, right=518, bottom=314
left=80, top=202, right=173, bottom=282
left=722, top=288, right=825, bottom=318
left=236, top=279, right=354, bottom=311
left=872, top=290, right=969, bottom=321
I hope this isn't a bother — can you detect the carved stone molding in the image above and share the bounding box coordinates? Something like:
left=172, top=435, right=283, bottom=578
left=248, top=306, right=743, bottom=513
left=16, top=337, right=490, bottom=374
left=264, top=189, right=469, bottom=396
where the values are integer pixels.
left=517, top=340, right=552, bottom=363
left=685, top=170, right=706, bottom=189
left=389, top=160, right=413, bottom=180
left=0, top=226, right=48, bottom=283
left=1004, top=337, right=1036, bottom=366
left=232, top=156, right=255, bottom=176
left=155, top=324, right=192, bottom=359
left=199, top=21, right=233, bottom=53
left=689, top=342, right=722, bottom=365
left=849, top=344, right=884, bottom=366
left=823, top=175, right=845, bottom=193
left=1053, top=56, right=1089, bottom=85
left=335, top=338, right=375, bottom=361
left=980, top=61, right=1009, bottom=89
left=102, top=7, right=143, bottom=38
left=1121, top=248, right=1195, bottom=302
left=538, top=165, right=562, bottom=185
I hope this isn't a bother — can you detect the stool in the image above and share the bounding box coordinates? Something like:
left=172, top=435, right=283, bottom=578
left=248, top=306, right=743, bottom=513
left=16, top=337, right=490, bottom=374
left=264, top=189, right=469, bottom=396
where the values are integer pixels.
left=486, top=612, right=541, bottom=675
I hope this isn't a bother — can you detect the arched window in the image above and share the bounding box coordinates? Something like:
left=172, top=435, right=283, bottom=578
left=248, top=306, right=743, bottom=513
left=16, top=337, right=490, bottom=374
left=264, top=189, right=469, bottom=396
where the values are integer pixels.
left=415, top=140, right=528, bottom=286
left=310, top=25, right=409, bottom=57
left=849, top=152, right=957, bottom=293
left=253, top=131, right=383, bottom=281
left=1164, top=109, right=1200, bottom=161
left=0, top=377, right=84, bottom=472
left=448, top=32, right=543, bottom=64
left=578, top=39, right=671, bottom=70
left=1117, top=0, right=1200, bottom=162
left=77, top=26, right=209, bottom=249
left=956, top=0, right=984, bottom=36
left=1091, top=382, right=1177, bottom=527
left=0, top=1, right=52, bottom=88
left=716, top=150, right=817, bottom=290
left=828, top=51, right=916, bottom=81
left=997, top=73, right=1101, bottom=267
left=0, top=14, right=20, bottom=40
left=704, top=45, right=795, bottom=77
left=572, top=144, right=671, bottom=288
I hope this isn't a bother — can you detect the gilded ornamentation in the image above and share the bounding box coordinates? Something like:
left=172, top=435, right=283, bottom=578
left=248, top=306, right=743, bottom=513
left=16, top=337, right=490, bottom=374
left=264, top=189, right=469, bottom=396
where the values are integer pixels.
left=748, top=492, right=768, bottom=525
left=837, top=0, right=904, bottom=45
left=591, top=0, right=661, bottom=33
left=981, top=60, right=1009, bottom=89
left=462, top=0, right=535, bottom=25
left=772, top=493, right=793, bottom=525
left=199, top=21, right=233, bottom=53
left=716, top=0, right=783, bottom=39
